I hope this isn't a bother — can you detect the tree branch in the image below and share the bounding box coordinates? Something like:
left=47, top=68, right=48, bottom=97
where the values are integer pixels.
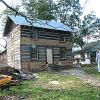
left=0, top=0, right=64, bottom=33
left=0, top=0, right=35, bottom=26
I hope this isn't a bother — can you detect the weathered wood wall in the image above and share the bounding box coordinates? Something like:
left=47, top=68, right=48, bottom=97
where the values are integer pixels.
left=20, top=26, right=73, bottom=70
left=7, top=22, right=21, bottom=69
left=0, top=51, right=7, bottom=67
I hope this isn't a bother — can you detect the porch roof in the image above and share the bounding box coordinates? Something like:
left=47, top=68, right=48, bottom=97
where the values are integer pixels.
left=74, top=40, right=100, bottom=54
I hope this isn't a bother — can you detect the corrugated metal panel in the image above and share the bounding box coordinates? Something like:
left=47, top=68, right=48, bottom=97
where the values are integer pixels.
left=9, top=15, right=73, bottom=32
left=78, top=40, right=100, bottom=53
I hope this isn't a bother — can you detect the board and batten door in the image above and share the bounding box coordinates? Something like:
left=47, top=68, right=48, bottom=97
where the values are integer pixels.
left=46, top=48, right=53, bottom=64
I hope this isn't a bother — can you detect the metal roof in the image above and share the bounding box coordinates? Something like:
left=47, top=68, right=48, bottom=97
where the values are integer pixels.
left=76, top=40, right=100, bottom=54
left=9, top=15, right=73, bottom=32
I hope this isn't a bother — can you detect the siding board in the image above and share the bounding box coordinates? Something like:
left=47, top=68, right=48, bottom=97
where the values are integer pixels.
left=38, top=47, right=46, bottom=61
left=53, top=48, right=60, bottom=61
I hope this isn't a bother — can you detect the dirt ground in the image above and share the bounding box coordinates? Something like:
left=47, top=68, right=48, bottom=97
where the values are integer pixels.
left=60, top=68, right=100, bottom=87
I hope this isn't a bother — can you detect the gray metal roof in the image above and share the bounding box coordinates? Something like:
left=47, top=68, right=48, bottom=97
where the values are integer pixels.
left=76, top=40, right=100, bottom=54
left=9, top=15, right=73, bottom=32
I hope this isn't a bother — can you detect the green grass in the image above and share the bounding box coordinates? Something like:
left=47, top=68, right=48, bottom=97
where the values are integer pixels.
left=0, top=71, right=100, bottom=100
left=82, top=66, right=100, bottom=77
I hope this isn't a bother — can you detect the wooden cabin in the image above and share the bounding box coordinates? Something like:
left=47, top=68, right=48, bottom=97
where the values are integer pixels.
left=3, top=15, right=73, bottom=71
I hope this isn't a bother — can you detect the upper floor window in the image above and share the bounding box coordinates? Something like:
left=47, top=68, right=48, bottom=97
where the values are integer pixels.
left=59, top=33, right=65, bottom=42
left=31, top=29, right=38, bottom=40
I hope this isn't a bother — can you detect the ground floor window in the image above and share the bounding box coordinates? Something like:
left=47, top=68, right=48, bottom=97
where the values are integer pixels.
left=30, top=46, right=38, bottom=60
left=60, top=47, right=66, bottom=59
left=81, top=54, right=85, bottom=61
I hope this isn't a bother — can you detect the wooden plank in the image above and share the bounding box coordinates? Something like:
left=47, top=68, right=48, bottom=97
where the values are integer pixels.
left=38, top=47, right=46, bottom=61
left=53, top=48, right=60, bottom=61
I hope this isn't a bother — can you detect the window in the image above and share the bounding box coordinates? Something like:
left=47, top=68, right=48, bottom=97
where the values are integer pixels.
left=60, top=47, right=66, bottom=59
left=81, top=54, right=85, bottom=61
left=31, top=46, right=38, bottom=60
left=59, top=33, right=65, bottom=42
left=66, top=49, right=72, bottom=59
left=31, top=29, right=38, bottom=40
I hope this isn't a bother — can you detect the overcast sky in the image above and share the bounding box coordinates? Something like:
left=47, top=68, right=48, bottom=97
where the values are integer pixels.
left=80, top=0, right=100, bottom=17
left=0, top=0, right=100, bottom=50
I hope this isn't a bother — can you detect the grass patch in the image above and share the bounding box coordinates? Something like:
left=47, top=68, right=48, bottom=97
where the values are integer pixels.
left=82, top=66, right=100, bottom=77
left=0, top=71, right=100, bottom=100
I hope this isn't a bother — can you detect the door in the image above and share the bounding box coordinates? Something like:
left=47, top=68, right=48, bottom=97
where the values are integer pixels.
left=46, top=48, right=53, bottom=64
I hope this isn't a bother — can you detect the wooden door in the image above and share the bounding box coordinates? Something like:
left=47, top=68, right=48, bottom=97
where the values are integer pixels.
left=46, top=48, right=53, bottom=64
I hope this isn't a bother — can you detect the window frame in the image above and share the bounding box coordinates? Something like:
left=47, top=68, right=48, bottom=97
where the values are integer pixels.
left=59, top=33, right=65, bottom=42
left=30, top=46, right=38, bottom=60
left=60, top=47, right=66, bottom=60
left=31, top=29, right=38, bottom=40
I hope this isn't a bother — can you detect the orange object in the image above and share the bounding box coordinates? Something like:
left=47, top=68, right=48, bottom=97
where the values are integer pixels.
left=0, top=75, right=12, bottom=86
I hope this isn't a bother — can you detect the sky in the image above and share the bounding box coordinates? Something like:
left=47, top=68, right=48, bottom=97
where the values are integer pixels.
left=0, top=0, right=100, bottom=51
left=80, top=0, right=100, bottom=18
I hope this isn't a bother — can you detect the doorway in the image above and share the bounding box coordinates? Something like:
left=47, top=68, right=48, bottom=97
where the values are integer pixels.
left=46, top=48, right=53, bottom=64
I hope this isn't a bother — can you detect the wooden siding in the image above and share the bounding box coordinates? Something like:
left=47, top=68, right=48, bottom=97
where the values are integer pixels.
left=20, top=44, right=30, bottom=61
left=21, top=61, right=46, bottom=71
left=20, top=27, right=72, bottom=69
left=20, top=44, right=72, bottom=67
left=0, top=52, right=7, bottom=67
left=53, top=48, right=60, bottom=61
left=54, top=60, right=73, bottom=66
left=21, top=27, right=72, bottom=41
left=21, top=37, right=72, bottom=48
left=38, top=46, right=46, bottom=61
left=7, top=25, right=21, bottom=69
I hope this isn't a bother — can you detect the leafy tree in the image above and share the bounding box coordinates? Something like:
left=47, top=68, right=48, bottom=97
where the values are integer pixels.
left=56, top=0, right=82, bottom=29
left=21, top=0, right=56, bottom=20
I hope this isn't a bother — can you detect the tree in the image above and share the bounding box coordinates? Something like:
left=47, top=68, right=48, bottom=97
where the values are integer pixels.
left=21, top=0, right=56, bottom=20
left=56, top=0, right=82, bottom=29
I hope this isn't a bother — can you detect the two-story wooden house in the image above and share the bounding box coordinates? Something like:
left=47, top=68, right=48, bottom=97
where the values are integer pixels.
left=3, top=15, right=73, bottom=71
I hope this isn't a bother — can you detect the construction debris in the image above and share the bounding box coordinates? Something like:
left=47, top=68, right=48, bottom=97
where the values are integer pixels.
left=0, top=66, right=36, bottom=80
